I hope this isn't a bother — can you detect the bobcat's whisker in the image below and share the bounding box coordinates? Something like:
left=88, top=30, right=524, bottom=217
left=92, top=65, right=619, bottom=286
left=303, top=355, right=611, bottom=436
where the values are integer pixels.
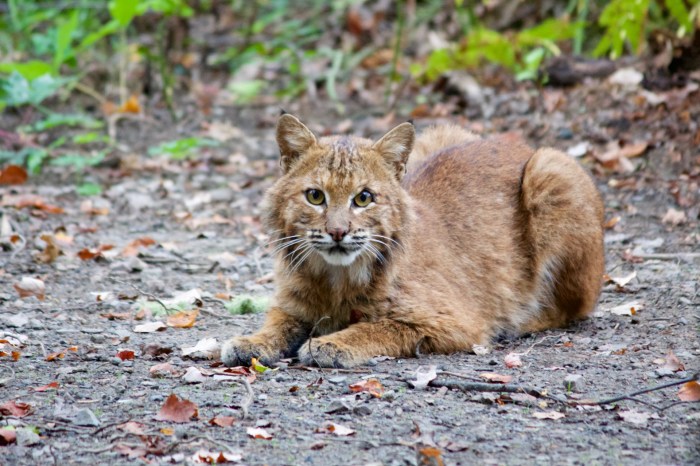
left=372, top=234, right=404, bottom=252
left=271, top=238, right=306, bottom=254
left=282, top=242, right=310, bottom=262
left=288, top=246, right=315, bottom=275
left=266, top=234, right=300, bottom=246
left=364, top=242, right=386, bottom=264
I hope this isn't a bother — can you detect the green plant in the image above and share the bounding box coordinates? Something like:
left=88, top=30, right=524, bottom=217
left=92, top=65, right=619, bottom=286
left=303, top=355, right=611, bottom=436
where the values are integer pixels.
left=147, top=137, right=219, bottom=160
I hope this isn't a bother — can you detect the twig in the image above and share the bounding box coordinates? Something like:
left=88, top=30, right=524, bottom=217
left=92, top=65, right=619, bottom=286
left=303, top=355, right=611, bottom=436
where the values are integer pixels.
left=73, top=82, right=108, bottom=106
left=577, top=372, right=699, bottom=407
left=111, top=278, right=177, bottom=314
left=635, top=253, right=700, bottom=261
left=307, top=316, right=331, bottom=371
left=429, top=377, right=546, bottom=398
left=92, top=418, right=132, bottom=436
left=240, top=377, right=254, bottom=420
left=437, top=370, right=483, bottom=382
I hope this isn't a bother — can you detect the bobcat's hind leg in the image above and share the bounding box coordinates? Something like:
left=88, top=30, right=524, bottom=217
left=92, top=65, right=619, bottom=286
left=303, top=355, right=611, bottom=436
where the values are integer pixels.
left=520, top=148, right=605, bottom=332
left=221, top=307, right=310, bottom=367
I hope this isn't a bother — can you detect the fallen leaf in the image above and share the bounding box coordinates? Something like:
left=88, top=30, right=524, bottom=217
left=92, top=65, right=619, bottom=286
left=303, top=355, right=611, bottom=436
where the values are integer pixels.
left=13, top=277, right=45, bottom=301
left=193, top=450, right=242, bottom=463
left=45, top=351, right=65, bottom=361
left=604, top=300, right=644, bottom=316
left=0, top=428, right=16, bottom=445
left=606, top=271, right=637, bottom=288
left=119, top=95, right=141, bottom=114
left=406, top=365, right=437, bottom=389
left=100, top=312, right=131, bottom=320
left=150, top=362, right=179, bottom=378
left=417, top=446, right=444, bottom=466
left=181, top=337, right=220, bottom=359
left=209, top=416, right=235, bottom=427
left=155, top=394, right=198, bottom=423
left=122, top=237, right=157, bottom=257
left=246, top=427, right=272, bottom=439
left=5, top=195, right=64, bottom=214
left=603, top=216, right=621, bottom=229
left=678, top=381, right=700, bottom=402
left=36, top=234, right=61, bottom=263
left=479, top=373, right=513, bottom=384
left=116, top=350, right=135, bottom=361
left=595, top=141, right=648, bottom=166
left=472, top=344, right=490, bottom=355
left=0, top=165, right=28, bottom=185
left=532, top=411, right=565, bottom=420
left=133, top=321, right=167, bottom=333
left=504, top=352, right=523, bottom=368
left=33, top=381, right=59, bottom=392
left=118, top=421, right=146, bottom=435
left=316, top=422, right=355, bottom=436
left=660, top=351, right=685, bottom=372
left=662, top=208, right=687, bottom=226
left=167, top=309, right=199, bottom=328
left=0, top=401, right=31, bottom=417
left=182, top=366, right=208, bottom=383
left=349, top=378, right=384, bottom=397
left=618, top=410, right=654, bottom=426
left=77, top=244, right=114, bottom=261
left=250, top=357, right=272, bottom=373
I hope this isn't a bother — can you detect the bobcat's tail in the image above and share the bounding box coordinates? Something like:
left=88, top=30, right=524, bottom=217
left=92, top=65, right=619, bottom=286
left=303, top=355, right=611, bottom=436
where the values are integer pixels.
left=407, top=124, right=479, bottom=173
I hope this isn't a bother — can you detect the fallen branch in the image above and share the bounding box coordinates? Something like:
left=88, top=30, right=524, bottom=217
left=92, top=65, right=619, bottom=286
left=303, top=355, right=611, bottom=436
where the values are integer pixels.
left=575, top=372, right=699, bottom=408
left=429, top=377, right=546, bottom=398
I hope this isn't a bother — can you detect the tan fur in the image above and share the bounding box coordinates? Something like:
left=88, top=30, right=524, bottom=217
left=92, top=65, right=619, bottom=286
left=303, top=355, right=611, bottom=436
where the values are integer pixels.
left=221, top=116, right=605, bottom=368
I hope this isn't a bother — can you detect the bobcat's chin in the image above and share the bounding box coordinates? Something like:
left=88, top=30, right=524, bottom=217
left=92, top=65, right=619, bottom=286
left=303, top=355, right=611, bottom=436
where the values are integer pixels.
left=318, top=247, right=363, bottom=266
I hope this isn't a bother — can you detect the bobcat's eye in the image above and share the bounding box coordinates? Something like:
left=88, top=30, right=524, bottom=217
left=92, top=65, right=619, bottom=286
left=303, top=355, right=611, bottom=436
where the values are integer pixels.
left=305, top=189, right=325, bottom=205
left=353, top=190, right=373, bottom=207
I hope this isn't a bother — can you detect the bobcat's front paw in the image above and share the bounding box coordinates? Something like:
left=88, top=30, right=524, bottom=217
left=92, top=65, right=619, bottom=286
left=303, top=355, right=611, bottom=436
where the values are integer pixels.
left=221, top=337, right=279, bottom=367
left=297, top=340, right=360, bottom=368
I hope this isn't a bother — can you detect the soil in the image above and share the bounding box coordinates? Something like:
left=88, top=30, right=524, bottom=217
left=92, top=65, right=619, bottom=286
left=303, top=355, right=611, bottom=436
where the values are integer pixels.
left=1, top=74, right=699, bottom=465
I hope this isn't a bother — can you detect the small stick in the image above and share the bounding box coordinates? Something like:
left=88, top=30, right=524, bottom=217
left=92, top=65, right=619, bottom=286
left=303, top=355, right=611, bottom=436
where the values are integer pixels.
left=240, top=377, right=254, bottom=420
left=578, top=372, right=699, bottom=407
left=111, top=278, right=178, bottom=314
left=635, top=253, right=700, bottom=261
left=429, top=377, right=545, bottom=398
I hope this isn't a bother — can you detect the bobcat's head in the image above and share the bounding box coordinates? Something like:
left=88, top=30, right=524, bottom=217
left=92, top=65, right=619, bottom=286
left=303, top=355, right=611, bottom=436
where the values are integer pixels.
left=264, top=114, right=414, bottom=274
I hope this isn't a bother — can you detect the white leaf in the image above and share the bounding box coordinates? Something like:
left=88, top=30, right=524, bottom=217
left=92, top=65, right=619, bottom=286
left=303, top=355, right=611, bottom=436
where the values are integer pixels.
left=182, top=366, right=208, bottom=384
left=181, top=337, right=220, bottom=359
left=133, top=321, right=166, bottom=333
left=407, top=365, right=437, bottom=389
left=532, top=411, right=565, bottom=420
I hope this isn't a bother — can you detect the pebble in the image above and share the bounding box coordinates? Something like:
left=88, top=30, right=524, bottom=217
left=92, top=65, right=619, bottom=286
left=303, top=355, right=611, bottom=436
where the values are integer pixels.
left=16, top=428, right=42, bottom=446
left=81, top=328, right=103, bottom=334
left=563, top=374, right=584, bottom=392
left=109, top=357, right=122, bottom=366
left=353, top=405, right=372, bottom=416
left=325, top=399, right=351, bottom=414
left=73, top=408, right=100, bottom=427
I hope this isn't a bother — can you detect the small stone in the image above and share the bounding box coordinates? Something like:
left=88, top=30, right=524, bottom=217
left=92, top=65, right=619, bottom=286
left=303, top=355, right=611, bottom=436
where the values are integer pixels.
left=328, top=376, right=347, bottom=384
left=353, top=405, right=372, bottom=416
left=110, top=357, right=122, bottom=366
left=563, top=374, right=584, bottom=393
left=73, top=408, right=100, bottom=427
left=382, top=390, right=397, bottom=402
left=654, top=367, right=675, bottom=378
left=126, top=256, right=146, bottom=272
left=325, top=400, right=351, bottom=414
left=16, top=428, right=42, bottom=446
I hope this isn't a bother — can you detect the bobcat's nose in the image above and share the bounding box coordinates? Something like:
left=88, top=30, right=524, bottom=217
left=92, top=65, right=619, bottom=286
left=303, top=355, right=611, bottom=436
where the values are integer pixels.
left=327, top=227, right=348, bottom=242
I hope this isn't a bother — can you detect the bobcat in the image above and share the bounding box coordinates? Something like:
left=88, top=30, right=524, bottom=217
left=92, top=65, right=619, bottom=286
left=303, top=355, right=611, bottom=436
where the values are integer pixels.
left=221, top=114, right=604, bottom=368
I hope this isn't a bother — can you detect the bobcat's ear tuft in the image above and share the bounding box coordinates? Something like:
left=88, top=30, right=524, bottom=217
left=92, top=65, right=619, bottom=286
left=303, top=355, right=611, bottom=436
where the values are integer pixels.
left=372, top=122, right=415, bottom=180
left=276, top=114, right=316, bottom=173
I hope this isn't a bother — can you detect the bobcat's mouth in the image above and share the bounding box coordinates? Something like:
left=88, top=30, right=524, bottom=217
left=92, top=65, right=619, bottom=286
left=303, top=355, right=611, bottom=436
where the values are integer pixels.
left=317, top=242, right=363, bottom=266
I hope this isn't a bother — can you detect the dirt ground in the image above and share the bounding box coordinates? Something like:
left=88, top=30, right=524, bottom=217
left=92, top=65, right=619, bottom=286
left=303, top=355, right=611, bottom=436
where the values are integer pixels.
left=1, top=74, right=699, bottom=465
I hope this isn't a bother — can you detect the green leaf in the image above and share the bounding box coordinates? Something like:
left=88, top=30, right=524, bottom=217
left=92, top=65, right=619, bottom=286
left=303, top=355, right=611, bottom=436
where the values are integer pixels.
left=76, top=183, right=103, bottom=196
left=224, top=295, right=269, bottom=315
left=73, top=132, right=110, bottom=144
left=227, top=80, right=267, bottom=104
left=26, top=148, right=50, bottom=174
left=51, top=151, right=105, bottom=170
left=109, top=0, right=140, bottom=26
left=666, top=0, right=692, bottom=36
left=147, top=137, right=219, bottom=159
left=54, top=10, right=79, bottom=72
left=28, top=113, right=103, bottom=132
left=0, top=61, right=53, bottom=80
left=76, top=20, right=121, bottom=53
left=0, top=72, right=66, bottom=107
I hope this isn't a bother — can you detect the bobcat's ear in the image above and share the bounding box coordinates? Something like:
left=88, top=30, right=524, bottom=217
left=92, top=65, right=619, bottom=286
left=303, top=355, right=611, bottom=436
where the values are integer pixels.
left=372, top=122, right=415, bottom=180
left=276, top=114, right=317, bottom=173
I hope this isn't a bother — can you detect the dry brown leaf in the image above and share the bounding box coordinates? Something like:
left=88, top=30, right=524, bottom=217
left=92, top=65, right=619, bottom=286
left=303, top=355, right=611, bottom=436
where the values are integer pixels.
left=13, top=277, right=45, bottom=301
left=606, top=271, right=637, bottom=288
left=122, top=237, right=157, bottom=257
left=349, top=378, right=384, bottom=397
left=119, top=95, right=141, bottom=114
left=192, top=450, right=242, bottom=463
left=246, top=427, right=272, bottom=439
left=0, top=429, right=16, bottom=446
left=678, top=381, right=700, bottom=402
left=150, top=362, right=179, bottom=378
left=36, top=234, right=61, bottom=264
left=603, top=216, right=621, bottom=229
left=661, top=208, right=687, bottom=226
left=660, top=350, right=685, bottom=372
left=77, top=244, right=114, bottom=261
left=532, top=411, right=565, bottom=420
left=167, top=309, right=199, bottom=328
left=116, top=349, right=136, bottom=361
left=13, top=196, right=64, bottom=214
left=100, top=312, right=131, bottom=320
left=209, top=416, right=235, bottom=427
left=33, top=381, right=59, bottom=392
left=46, top=351, right=65, bottom=361
left=155, top=394, right=198, bottom=423
left=316, top=422, right=355, bottom=436
left=118, top=421, right=146, bottom=435
left=0, top=401, right=31, bottom=417
left=479, top=373, right=513, bottom=384
left=0, top=164, right=28, bottom=185
left=417, top=446, right=445, bottom=466
left=504, top=352, right=523, bottom=368
left=596, top=141, right=648, bottom=165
